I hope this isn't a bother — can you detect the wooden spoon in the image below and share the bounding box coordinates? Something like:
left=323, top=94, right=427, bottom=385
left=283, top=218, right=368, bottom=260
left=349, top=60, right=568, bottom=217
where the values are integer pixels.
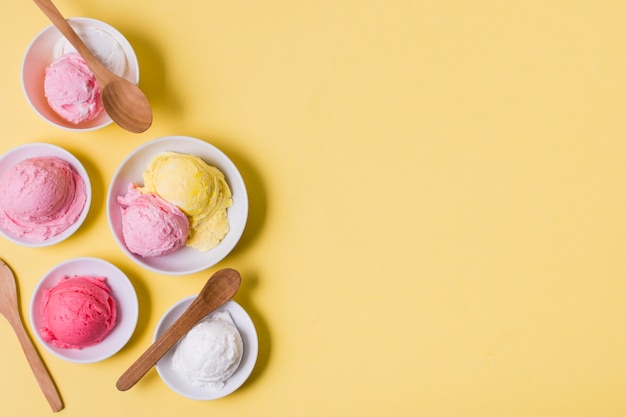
left=33, top=0, right=153, bottom=133
left=0, top=259, right=63, bottom=412
left=116, top=268, right=241, bottom=391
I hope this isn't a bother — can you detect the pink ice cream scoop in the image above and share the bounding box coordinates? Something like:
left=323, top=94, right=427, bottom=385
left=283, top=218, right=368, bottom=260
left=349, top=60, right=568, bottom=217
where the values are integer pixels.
left=44, top=52, right=103, bottom=124
left=39, top=276, right=117, bottom=349
left=117, top=185, right=189, bottom=257
left=0, top=156, right=87, bottom=240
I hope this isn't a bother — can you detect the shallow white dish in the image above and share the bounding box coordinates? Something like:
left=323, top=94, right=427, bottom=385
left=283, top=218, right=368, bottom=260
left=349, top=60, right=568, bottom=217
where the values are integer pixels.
left=107, top=136, right=248, bottom=275
left=0, top=143, right=91, bottom=248
left=21, top=17, right=140, bottom=131
left=154, top=297, right=258, bottom=400
left=30, top=257, right=138, bottom=364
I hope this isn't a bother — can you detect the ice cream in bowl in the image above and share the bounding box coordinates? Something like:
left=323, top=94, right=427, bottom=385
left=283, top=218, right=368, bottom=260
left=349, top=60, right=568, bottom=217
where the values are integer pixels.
left=22, top=17, right=139, bottom=131
left=107, top=136, right=248, bottom=275
left=30, top=257, right=139, bottom=363
left=0, top=143, right=91, bottom=247
left=154, top=296, right=258, bottom=399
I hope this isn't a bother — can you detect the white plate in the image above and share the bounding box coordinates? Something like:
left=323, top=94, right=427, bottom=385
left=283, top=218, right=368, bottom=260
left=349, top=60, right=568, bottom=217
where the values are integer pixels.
left=154, top=297, right=258, bottom=400
left=107, top=136, right=248, bottom=275
left=0, top=143, right=92, bottom=247
left=30, top=257, right=138, bottom=364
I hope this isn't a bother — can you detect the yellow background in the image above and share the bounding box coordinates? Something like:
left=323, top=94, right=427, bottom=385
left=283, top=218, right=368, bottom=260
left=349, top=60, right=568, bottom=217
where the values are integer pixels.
left=1, top=1, right=625, bottom=416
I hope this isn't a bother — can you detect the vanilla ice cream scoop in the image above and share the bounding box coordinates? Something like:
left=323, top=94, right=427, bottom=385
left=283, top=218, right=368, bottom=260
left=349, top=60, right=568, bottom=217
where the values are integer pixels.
left=54, top=25, right=127, bottom=77
left=172, top=310, right=243, bottom=390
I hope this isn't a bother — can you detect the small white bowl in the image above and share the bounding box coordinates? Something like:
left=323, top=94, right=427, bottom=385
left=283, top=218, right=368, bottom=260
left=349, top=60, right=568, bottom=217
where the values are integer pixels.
left=154, top=297, right=258, bottom=400
left=107, top=136, right=248, bottom=276
left=30, top=257, right=139, bottom=364
left=0, top=143, right=91, bottom=247
left=21, top=17, right=140, bottom=131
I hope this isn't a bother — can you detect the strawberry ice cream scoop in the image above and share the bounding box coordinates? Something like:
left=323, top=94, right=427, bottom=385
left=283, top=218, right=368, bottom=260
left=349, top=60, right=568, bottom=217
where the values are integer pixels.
left=44, top=52, right=103, bottom=124
left=0, top=156, right=87, bottom=240
left=117, top=185, right=189, bottom=257
left=39, top=276, right=117, bottom=349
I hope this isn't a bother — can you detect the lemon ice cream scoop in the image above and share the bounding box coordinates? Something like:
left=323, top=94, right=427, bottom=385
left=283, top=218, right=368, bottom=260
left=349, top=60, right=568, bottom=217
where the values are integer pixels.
left=140, top=152, right=232, bottom=251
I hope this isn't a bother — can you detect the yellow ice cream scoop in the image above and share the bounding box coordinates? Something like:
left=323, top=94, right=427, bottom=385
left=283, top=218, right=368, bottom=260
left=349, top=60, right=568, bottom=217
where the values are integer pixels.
left=141, top=151, right=233, bottom=251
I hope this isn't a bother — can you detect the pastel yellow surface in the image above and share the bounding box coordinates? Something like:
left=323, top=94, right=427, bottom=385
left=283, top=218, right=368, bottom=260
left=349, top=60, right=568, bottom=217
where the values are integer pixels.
left=0, top=1, right=624, bottom=416
left=141, top=151, right=232, bottom=250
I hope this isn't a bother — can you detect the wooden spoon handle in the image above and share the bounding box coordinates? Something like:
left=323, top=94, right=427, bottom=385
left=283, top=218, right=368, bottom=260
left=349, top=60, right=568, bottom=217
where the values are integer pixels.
left=11, top=319, right=63, bottom=412
left=32, top=0, right=113, bottom=83
left=116, top=301, right=213, bottom=391
left=117, top=269, right=241, bottom=391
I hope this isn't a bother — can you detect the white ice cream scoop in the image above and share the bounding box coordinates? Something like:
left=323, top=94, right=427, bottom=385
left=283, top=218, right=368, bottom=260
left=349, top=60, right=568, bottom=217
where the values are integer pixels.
left=54, top=26, right=127, bottom=77
left=172, top=311, right=244, bottom=390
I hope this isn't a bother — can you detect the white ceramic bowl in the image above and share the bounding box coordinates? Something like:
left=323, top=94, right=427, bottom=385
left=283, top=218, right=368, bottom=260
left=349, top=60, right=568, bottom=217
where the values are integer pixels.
left=30, top=257, right=139, bottom=364
left=0, top=143, right=91, bottom=247
left=154, top=297, right=258, bottom=400
left=107, top=136, right=248, bottom=276
left=21, top=17, right=140, bottom=131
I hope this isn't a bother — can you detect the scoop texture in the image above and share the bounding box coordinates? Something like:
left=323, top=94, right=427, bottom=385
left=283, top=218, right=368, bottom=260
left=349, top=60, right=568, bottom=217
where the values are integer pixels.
left=39, top=276, right=117, bottom=349
left=172, top=310, right=243, bottom=390
left=140, top=152, right=232, bottom=251
left=44, top=52, right=103, bottom=124
left=117, top=184, right=189, bottom=257
left=0, top=156, right=87, bottom=240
